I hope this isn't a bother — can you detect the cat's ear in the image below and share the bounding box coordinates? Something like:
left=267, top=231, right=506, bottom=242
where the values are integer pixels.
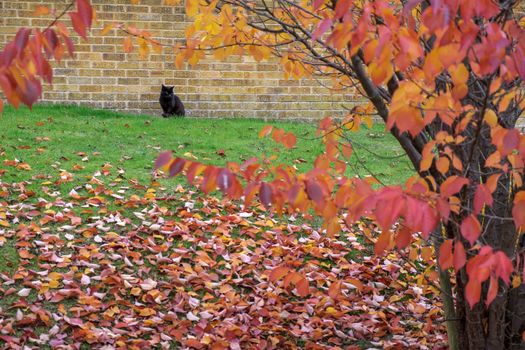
left=161, top=84, right=166, bottom=89
left=169, top=86, right=174, bottom=92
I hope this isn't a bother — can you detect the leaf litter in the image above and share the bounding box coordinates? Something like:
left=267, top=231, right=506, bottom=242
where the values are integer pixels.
left=0, top=161, right=446, bottom=349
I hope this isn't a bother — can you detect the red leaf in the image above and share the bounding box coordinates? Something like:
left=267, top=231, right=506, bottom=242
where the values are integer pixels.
left=438, top=239, right=453, bottom=270
left=313, top=0, right=326, bottom=11
left=168, top=157, right=185, bottom=177
left=334, top=0, right=351, bottom=19
left=217, top=168, right=232, bottom=192
left=453, top=241, right=466, bottom=272
left=312, top=18, right=332, bottom=41
left=493, top=251, right=513, bottom=285
left=69, top=12, right=87, bottom=39
left=154, top=151, right=172, bottom=169
left=186, top=162, right=205, bottom=184
left=465, top=279, right=481, bottom=309
left=486, top=275, right=498, bottom=307
left=502, top=129, right=520, bottom=156
left=259, top=182, right=273, bottom=208
left=20, top=78, right=41, bottom=108
left=305, top=179, right=324, bottom=204
left=395, top=226, right=413, bottom=249
left=375, top=187, right=404, bottom=231
left=77, top=0, right=93, bottom=28
left=461, top=215, right=481, bottom=246
left=14, top=28, right=31, bottom=55
left=473, top=184, right=493, bottom=214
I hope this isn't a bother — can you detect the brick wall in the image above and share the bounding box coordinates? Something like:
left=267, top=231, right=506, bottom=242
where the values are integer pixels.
left=0, top=0, right=359, bottom=120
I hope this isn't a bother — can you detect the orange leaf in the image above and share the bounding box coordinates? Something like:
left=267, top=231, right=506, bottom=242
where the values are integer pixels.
left=513, top=193, right=525, bottom=230
left=346, top=278, right=364, bottom=291
left=123, top=36, right=133, bottom=53
left=328, top=280, right=342, bottom=299
left=283, top=132, right=297, bottom=149
left=440, top=176, right=469, bottom=198
left=269, top=266, right=289, bottom=282
left=33, top=6, right=50, bottom=16
left=486, top=173, right=501, bottom=193
left=295, top=275, right=310, bottom=297
left=100, top=23, right=117, bottom=36
left=342, top=143, right=353, bottom=158
left=449, top=63, right=468, bottom=85
left=465, top=279, right=481, bottom=309
left=259, top=125, right=273, bottom=138
left=485, top=151, right=501, bottom=168
left=438, top=239, right=453, bottom=270
left=374, top=230, right=392, bottom=255
left=436, top=156, right=450, bottom=175
left=461, top=214, right=481, bottom=246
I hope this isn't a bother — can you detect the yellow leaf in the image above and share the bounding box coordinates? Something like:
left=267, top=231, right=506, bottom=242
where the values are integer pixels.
left=137, top=37, right=149, bottom=59
left=484, top=109, right=498, bottom=127
left=512, top=275, right=521, bottom=288
left=186, top=0, right=199, bottom=17
left=139, top=308, right=156, bottom=316
left=325, top=307, right=337, bottom=315
left=100, top=23, right=116, bottom=36
left=49, top=280, right=60, bottom=289
left=449, top=64, right=468, bottom=85
left=48, top=272, right=62, bottom=281
left=152, top=42, right=162, bottom=54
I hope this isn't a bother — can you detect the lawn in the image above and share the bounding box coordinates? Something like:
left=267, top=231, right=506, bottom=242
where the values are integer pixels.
left=0, top=104, right=413, bottom=189
left=0, top=105, right=445, bottom=349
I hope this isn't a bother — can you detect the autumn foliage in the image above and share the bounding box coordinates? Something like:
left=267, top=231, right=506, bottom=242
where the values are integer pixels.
left=0, top=0, right=94, bottom=112
left=153, top=0, right=525, bottom=348
left=2, top=0, right=525, bottom=348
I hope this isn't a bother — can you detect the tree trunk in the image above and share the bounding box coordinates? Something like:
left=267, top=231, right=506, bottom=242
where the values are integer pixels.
left=438, top=173, right=525, bottom=350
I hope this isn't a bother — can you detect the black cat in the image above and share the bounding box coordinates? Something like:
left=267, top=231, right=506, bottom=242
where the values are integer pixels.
left=159, top=85, right=185, bottom=117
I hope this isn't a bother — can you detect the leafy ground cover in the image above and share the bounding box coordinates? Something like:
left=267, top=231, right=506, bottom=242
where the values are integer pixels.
left=0, top=105, right=446, bottom=349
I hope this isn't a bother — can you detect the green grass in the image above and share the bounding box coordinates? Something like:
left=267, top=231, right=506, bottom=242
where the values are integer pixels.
left=0, top=104, right=412, bottom=191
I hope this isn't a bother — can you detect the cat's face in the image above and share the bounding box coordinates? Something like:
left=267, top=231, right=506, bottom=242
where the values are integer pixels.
left=161, top=85, right=174, bottom=96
